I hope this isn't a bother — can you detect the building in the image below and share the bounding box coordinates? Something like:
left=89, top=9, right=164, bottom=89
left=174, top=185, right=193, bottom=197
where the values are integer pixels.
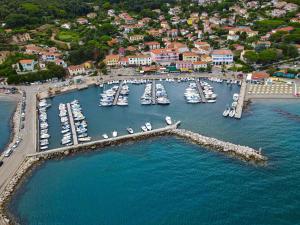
left=193, top=61, right=208, bottom=70
left=25, top=44, right=43, bottom=55
left=150, top=48, right=179, bottom=64
left=176, top=61, right=193, bottom=70
left=104, top=55, right=120, bottom=66
left=40, top=52, right=61, bottom=62
left=18, top=59, right=36, bottom=72
left=128, top=55, right=152, bottom=66
left=211, top=49, right=234, bottom=65
left=67, top=65, right=86, bottom=76
left=145, top=42, right=161, bottom=50
left=129, top=35, right=144, bottom=42
left=182, top=52, right=200, bottom=62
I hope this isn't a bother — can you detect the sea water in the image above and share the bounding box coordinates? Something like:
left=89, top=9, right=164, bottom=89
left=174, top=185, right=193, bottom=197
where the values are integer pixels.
left=6, top=82, right=300, bottom=224
left=0, top=99, right=16, bottom=152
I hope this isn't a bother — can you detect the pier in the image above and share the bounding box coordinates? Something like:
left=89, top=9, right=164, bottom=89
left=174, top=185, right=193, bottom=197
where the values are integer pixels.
left=66, top=103, right=78, bottom=145
left=195, top=80, right=207, bottom=103
left=28, top=121, right=181, bottom=158
left=112, top=81, right=124, bottom=106
left=234, top=81, right=246, bottom=119
left=151, top=80, right=156, bottom=104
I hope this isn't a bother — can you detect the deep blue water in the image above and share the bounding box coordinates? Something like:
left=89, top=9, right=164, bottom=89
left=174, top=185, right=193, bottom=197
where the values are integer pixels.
left=0, top=99, right=16, bottom=152
left=6, top=81, right=300, bottom=225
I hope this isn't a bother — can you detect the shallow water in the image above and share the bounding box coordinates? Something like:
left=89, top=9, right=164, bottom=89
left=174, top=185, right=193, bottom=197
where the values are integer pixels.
left=6, top=81, right=300, bottom=225
left=0, top=99, right=16, bottom=152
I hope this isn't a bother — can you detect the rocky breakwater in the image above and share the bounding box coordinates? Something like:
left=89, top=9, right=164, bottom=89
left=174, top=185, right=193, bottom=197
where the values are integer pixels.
left=171, top=129, right=267, bottom=162
left=0, top=156, right=40, bottom=225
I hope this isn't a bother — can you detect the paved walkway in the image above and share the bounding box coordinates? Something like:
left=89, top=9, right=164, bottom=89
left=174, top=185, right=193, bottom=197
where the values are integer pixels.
left=0, top=87, right=37, bottom=196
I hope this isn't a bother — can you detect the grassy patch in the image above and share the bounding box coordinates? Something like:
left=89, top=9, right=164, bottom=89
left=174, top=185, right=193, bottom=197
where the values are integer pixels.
left=57, top=31, right=79, bottom=42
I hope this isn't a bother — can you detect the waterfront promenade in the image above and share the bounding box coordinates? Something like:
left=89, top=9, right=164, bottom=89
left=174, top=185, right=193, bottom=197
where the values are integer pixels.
left=0, top=88, right=37, bottom=225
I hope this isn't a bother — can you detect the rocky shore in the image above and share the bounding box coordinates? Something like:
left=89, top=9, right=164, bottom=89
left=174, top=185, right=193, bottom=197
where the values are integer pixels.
left=0, top=156, right=40, bottom=225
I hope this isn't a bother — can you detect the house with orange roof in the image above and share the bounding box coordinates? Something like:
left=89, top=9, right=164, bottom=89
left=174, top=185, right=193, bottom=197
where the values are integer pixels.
left=150, top=48, right=179, bottom=64
left=104, top=55, right=120, bottom=66
left=166, top=42, right=189, bottom=53
left=120, top=57, right=129, bottom=66
left=127, top=54, right=152, bottom=66
left=193, top=61, right=208, bottom=70
left=18, top=59, right=37, bottom=72
left=67, top=65, right=86, bottom=76
left=194, top=41, right=211, bottom=54
left=211, top=49, right=233, bottom=65
left=176, top=61, right=193, bottom=70
left=25, top=44, right=43, bottom=55
left=182, top=52, right=200, bottom=62
left=145, top=42, right=161, bottom=50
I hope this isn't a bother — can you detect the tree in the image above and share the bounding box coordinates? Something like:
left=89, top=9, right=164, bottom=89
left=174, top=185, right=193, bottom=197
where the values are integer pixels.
left=258, top=49, right=278, bottom=64
left=244, top=51, right=258, bottom=64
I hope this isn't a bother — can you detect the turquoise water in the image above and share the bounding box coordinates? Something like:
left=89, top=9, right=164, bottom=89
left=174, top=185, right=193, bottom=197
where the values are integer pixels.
left=0, top=99, right=16, bottom=152
left=6, top=81, right=300, bottom=224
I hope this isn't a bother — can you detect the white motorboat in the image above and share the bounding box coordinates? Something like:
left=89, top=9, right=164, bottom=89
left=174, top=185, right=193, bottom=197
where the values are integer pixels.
left=40, top=145, right=48, bottom=150
left=141, top=126, right=147, bottom=132
left=207, top=99, right=217, bottom=103
left=223, top=108, right=230, bottom=117
left=112, top=131, right=118, bottom=137
left=232, top=101, right=238, bottom=108
left=229, top=109, right=236, bottom=118
left=78, top=137, right=92, bottom=142
left=165, top=116, right=172, bottom=125
left=233, top=93, right=239, bottom=101
left=102, top=134, right=109, bottom=139
left=127, top=127, right=134, bottom=134
left=145, top=122, right=152, bottom=131
left=40, top=133, right=50, bottom=139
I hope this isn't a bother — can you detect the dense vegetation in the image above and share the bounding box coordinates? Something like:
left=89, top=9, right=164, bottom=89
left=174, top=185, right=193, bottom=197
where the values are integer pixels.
left=0, top=0, right=93, bottom=28
left=7, top=63, right=66, bottom=84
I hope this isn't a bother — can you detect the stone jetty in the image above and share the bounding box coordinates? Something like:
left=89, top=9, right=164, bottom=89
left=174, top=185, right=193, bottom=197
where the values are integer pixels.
left=171, top=129, right=266, bottom=161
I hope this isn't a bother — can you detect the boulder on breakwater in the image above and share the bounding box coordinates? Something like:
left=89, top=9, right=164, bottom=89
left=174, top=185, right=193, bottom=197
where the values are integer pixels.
left=170, top=129, right=266, bottom=162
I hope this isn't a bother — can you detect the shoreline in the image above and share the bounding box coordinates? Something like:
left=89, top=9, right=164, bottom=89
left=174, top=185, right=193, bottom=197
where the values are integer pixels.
left=0, top=94, right=21, bottom=154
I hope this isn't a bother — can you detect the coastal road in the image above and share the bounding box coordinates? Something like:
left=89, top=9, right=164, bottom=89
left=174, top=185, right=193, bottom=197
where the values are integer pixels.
left=0, top=87, right=37, bottom=195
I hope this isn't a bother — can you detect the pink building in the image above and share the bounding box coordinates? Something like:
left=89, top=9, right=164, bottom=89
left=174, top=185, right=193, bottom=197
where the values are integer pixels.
left=150, top=48, right=179, bottom=64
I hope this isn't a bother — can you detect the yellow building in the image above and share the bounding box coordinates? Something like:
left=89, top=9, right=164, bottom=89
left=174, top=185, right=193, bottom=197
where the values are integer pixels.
left=104, top=55, right=120, bottom=66
left=182, top=52, right=200, bottom=62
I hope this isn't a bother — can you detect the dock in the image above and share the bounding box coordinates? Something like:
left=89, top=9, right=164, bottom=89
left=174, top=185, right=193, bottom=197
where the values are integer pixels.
left=28, top=121, right=181, bottom=158
left=112, top=81, right=124, bottom=105
left=195, top=80, right=207, bottom=103
left=66, top=103, right=78, bottom=145
left=152, top=80, right=156, bottom=104
left=234, top=81, right=246, bottom=119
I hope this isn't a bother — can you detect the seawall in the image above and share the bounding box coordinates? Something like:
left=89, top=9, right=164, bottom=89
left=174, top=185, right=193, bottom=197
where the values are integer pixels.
left=171, top=129, right=266, bottom=161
